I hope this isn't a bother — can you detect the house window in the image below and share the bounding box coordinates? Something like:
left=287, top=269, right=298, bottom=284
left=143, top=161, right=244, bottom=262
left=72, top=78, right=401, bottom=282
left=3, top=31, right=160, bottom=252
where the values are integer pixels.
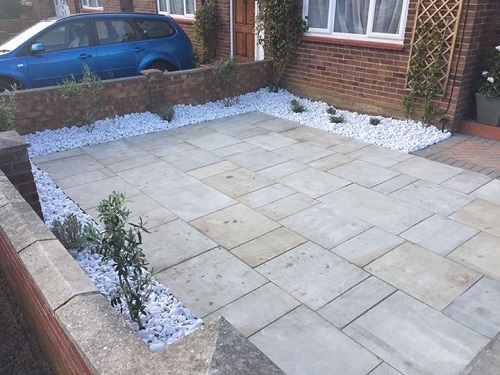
left=304, top=0, right=409, bottom=43
left=158, top=0, right=195, bottom=17
left=82, top=0, right=102, bottom=8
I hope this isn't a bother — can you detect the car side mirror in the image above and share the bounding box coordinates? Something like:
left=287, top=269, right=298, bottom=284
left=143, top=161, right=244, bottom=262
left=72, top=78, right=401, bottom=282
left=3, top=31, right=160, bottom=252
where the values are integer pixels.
left=31, top=43, right=45, bottom=53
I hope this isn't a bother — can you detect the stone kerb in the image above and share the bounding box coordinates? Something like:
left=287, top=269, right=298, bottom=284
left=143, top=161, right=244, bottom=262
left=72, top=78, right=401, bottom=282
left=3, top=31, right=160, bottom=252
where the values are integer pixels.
left=0, top=170, right=283, bottom=374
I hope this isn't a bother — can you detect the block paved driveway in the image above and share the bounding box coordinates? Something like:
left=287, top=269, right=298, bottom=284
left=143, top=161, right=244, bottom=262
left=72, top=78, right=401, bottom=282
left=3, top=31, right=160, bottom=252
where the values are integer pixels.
left=33, top=112, right=500, bottom=375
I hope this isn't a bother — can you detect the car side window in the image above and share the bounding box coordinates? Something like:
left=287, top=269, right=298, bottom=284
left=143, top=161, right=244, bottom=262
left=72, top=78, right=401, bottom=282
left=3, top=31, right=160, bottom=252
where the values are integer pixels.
left=96, top=20, right=137, bottom=45
left=34, top=21, right=90, bottom=52
left=134, top=19, right=175, bottom=39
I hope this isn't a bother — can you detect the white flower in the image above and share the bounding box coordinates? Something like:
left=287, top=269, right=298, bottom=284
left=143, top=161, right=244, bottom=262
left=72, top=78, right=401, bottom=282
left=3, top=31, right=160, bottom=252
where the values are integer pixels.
left=487, top=77, right=495, bottom=83
left=496, top=45, right=500, bottom=52
left=482, top=71, right=489, bottom=76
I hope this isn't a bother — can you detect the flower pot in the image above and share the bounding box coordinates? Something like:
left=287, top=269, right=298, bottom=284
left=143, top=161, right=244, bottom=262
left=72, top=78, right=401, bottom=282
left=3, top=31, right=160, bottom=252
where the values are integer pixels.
left=476, top=93, right=500, bottom=126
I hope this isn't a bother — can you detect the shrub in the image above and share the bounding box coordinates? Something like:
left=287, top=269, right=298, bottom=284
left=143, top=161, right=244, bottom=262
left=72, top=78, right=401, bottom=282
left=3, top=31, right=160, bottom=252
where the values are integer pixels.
left=157, top=104, right=175, bottom=122
left=83, top=191, right=153, bottom=329
left=211, top=57, right=239, bottom=106
left=0, top=88, right=17, bottom=132
left=369, top=117, right=381, bottom=125
left=478, top=45, right=500, bottom=98
left=330, top=115, right=345, bottom=124
left=326, top=107, right=336, bottom=115
left=290, top=99, right=305, bottom=113
left=193, top=0, right=219, bottom=63
left=50, top=214, right=87, bottom=251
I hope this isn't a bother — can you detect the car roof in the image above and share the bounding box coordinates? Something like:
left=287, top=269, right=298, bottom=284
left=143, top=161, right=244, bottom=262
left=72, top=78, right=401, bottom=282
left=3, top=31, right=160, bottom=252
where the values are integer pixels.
left=48, top=12, right=171, bottom=22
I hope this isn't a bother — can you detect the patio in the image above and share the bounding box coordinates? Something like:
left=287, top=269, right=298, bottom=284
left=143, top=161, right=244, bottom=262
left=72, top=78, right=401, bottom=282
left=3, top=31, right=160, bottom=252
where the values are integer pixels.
left=33, top=112, right=500, bottom=375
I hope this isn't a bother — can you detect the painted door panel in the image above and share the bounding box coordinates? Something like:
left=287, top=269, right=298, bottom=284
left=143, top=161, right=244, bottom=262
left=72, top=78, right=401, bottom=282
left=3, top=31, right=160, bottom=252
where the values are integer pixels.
left=234, top=0, right=255, bottom=62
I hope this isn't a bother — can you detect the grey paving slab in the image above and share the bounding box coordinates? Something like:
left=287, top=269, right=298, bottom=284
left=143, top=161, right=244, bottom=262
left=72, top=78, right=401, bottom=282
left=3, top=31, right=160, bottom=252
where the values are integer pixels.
left=36, top=153, right=104, bottom=180
left=280, top=203, right=372, bottom=249
left=31, top=147, right=84, bottom=164
left=389, top=180, right=474, bottom=216
left=106, top=154, right=160, bottom=173
left=161, top=148, right=222, bottom=171
left=448, top=232, right=500, bottom=279
left=256, top=241, right=368, bottom=310
left=257, top=192, right=319, bottom=221
left=257, top=118, right=300, bottom=132
left=400, top=215, right=479, bottom=255
left=245, top=132, right=298, bottom=150
left=125, top=130, right=184, bottom=150
left=302, top=131, right=351, bottom=148
left=320, top=184, right=432, bottom=234
left=155, top=247, right=267, bottom=318
left=63, top=176, right=140, bottom=210
left=231, top=227, right=307, bottom=267
left=250, top=305, right=381, bottom=375
left=472, top=179, right=500, bottom=206
left=347, top=145, right=412, bottom=168
left=319, top=276, right=395, bottom=329
left=54, top=168, right=115, bottom=189
left=343, top=292, right=489, bottom=375
left=166, top=123, right=216, bottom=140
left=331, top=227, right=405, bottom=267
left=202, top=167, right=274, bottom=198
left=328, top=160, right=400, bottom=188
left=190, top=203, right=281, bottom=250
left=205, top=283, right=301, bottom=337
left=451, top=200, right=500, bottom=237
left=390, top=156, right=462, bottom=184
left=441, top=170, right=492, bottom=194
left=329, top=139, right=371, bottom=154
left=187, top=160, right=240, bottom=180
left=371, top=174, right=417, bottom=195
left=277, top=168, right=350, bottom=198
left=232, top=126, right=272, bottom=140
left=237, top=184, right=296, bottom=208
left=279, top=126, right=326, bottom=142
left=129, top=206, right=177, bottom=229
left=147, top=142, right=195, bottom=158
left=210, top=141, right=258, bottom=157
left=187, top=132, right=241, bottom=151
left=444, top=277, right=500, bottom=338
left=227, top=148, right=290, bottom=171
left=117, top=160, right=183, bottom=190
left=257, top=160, right=308, bottom=180
left=369, top=363, right=402, bottom=375
left=308, top=153, right=354, bottom=171
left=274, top=142, right=334, bottom=163
left=81, top=139, right=148, bottom=164
left=365, top=242, right=482, bottom=310
left=142, top=219, right=218, bottom=272
left=143, top=174, right=236, bottom=221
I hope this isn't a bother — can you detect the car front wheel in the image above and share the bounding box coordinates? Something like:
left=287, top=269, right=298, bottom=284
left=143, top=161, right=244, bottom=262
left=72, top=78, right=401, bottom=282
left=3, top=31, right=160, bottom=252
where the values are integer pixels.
left=0, top=78, right=19, bottom=94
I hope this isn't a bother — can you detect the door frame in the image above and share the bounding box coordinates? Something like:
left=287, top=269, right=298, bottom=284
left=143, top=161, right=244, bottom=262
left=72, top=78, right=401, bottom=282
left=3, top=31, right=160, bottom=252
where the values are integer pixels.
left=230, top=0, right=264, bottom=61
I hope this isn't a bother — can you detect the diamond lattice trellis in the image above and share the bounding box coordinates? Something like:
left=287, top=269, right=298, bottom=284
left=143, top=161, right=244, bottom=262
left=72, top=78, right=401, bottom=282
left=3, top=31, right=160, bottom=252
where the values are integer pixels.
left=406, top=0, right=464, bottom=95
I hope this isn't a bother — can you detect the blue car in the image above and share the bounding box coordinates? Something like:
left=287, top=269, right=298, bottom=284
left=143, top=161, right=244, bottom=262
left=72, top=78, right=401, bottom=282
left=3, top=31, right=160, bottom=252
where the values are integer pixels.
left=0, top=13, right=195, bottom=92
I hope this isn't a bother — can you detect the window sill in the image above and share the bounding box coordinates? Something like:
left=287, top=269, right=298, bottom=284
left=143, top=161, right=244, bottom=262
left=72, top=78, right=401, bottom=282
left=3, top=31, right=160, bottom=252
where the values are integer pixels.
left=81, top=7, right=103, bottom=12
left=300, top=35, right=405, bottom=51
left=171, top=17, right=195, bottom=25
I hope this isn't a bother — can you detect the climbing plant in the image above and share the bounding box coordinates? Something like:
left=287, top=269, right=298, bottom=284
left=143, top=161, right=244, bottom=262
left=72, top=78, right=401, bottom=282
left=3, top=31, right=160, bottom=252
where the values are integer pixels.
left=256, top=0, right=307, bottom=92
left=193, top=0, right=219, bottom=63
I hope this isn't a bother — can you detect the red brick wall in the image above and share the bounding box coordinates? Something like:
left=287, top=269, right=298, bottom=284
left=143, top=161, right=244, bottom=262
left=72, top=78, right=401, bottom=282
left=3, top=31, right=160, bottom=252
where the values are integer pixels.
left=13, top=61, right=270, bottom=134
left=0, top=233, right=93, bottom=375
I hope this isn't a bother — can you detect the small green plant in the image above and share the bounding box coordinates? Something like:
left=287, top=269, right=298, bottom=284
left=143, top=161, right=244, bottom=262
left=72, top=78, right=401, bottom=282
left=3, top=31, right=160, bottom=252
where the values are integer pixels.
left=211, top=57, right=239, bottom=106
left=326, top=107, right=336, bottom=115
left=330, top=115, right=345, bottom=124
left=369, top=117, right=381, bottom=125
left=0, top=87, right=17, bottom=132
left=59, top=64, right=104, bottom=129
left=193, top=0, right=219, bottom=63
left=50, top=214, right=87, bottom=251
left=290, top=99, right=305, bottom=113
left=478, top=45, right=500, bottom=98
left=156, top=103, right=175, bottom=122
left=83, top=191, right=153, bottom=329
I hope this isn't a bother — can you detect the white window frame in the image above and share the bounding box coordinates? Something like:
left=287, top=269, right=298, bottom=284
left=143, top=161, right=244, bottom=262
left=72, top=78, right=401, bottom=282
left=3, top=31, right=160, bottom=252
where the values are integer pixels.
left=157, top=0, right=196, bottom=18
left=82, top=0, right=103, bottom=9
left=303, top=0, right=410, bottom=44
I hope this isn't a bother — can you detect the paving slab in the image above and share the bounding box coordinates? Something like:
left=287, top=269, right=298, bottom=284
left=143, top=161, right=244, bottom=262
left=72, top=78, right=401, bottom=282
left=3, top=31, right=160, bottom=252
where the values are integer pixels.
left=250, top=305, right=381, bottom=375
left=451, top=200, right=500, bottom=237
left=236, top=183, right=295, bottom=208
left=279, top=203, right=372, bottom=249
left=328, top=160, right=400, bottom=188
left=35, top=153, right=104, bottom=180
left=472, top=179, right=500, bottom=206
left=369, top=363, right=402, bottom=375
left=81, top=139, right=148, bottom=164
left=256, top=118, right=300, bottom=132
left=187, top=132, right=241, bottom=151
left=116, top=160, right=182, bottom=190
left=390, top=156, right=462, bottom=184
left=389, top=180, right=474, bottom=216
left=347, top=145, right=411, bottom=168
left=190, top=203, right=281, bottom=250
left=371, top=174, right=417, bottom=195
left=277, top=168, right=350, bottom=198
left=400, top=215, right=479, bottom=255
left=187, top=160, right=240, bottom=180
left=256, top=241, right=368, bottom=310
left=444, top=277, right=500, bottom=338
left=308, top=153, right=354, bottom=171
left=448, top=232, right=500, bottom=279
left=211, top=141, right=258, bottom=157
left=126, top=130, right=184, bottom=150
left=205, top=283, right=301, bottom=337
left=257, top=192, right=318, bottom=221
left=202, top=167, right=274, bottom=198
left=365, top=242, right=481, bottom=310
left=245, top=132, right=298, bottom=150
left=147, top=142, right=195, bottom=157
left=320, top=184, right=432, bottom=234
left=161, top=148, right=222, bottom=171
left=257, top=160, right=308, bottom=180
left=227, top=148, right=290, bottom=171
left=331, top=227, right=405, bottom=266
left=106, top=154, right=160, bottom=173
left=343, top=292, right=489, bottom=375
left=329, top=139, right=371, bottom=154
left=318, top=276, right=395, bottom=329
left=166, top=123, right=216, bottom=140
left=440, top=170, right=492, bottom=194
left=230, top=227, right=307, bottom=267
left=155, top=247, right=267, bottom=318
left=54, top=168, right=115, bottom=189
left=274, top=142, right=334, bottom=163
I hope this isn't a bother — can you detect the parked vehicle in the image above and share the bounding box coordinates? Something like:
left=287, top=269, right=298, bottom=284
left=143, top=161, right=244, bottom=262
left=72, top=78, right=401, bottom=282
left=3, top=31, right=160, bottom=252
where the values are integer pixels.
left=0, top=13, right=195, bottom=92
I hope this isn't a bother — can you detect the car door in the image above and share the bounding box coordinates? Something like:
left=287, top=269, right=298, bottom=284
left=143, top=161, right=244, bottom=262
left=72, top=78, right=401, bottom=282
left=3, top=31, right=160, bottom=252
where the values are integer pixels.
left=25, top=20, right=99, bottom=88
left=93, top=19, right=147, bottom=79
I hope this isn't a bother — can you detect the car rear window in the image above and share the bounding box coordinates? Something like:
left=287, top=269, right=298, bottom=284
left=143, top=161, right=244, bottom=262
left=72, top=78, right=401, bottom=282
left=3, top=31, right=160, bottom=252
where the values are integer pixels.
left=134, top=19, right=175, bottom=39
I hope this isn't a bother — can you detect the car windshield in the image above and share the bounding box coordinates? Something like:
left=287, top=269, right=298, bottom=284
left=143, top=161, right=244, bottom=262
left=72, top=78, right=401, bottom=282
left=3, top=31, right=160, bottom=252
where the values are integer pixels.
left=0, top=20, right=57, bottom=53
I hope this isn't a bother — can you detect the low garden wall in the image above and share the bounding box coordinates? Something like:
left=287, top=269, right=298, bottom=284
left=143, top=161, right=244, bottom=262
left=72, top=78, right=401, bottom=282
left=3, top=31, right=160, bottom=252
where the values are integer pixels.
left=13, top=60, right=271, bottom=135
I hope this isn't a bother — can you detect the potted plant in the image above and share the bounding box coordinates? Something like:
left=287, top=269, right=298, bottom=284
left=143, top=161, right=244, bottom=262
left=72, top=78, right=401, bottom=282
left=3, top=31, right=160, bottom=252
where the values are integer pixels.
left=476, top=45, right=500, bottom=126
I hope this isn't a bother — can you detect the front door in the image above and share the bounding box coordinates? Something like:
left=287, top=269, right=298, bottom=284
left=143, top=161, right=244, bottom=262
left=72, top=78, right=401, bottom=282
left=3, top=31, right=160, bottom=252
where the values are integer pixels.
left=233, top=0, right=255, bottom=62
